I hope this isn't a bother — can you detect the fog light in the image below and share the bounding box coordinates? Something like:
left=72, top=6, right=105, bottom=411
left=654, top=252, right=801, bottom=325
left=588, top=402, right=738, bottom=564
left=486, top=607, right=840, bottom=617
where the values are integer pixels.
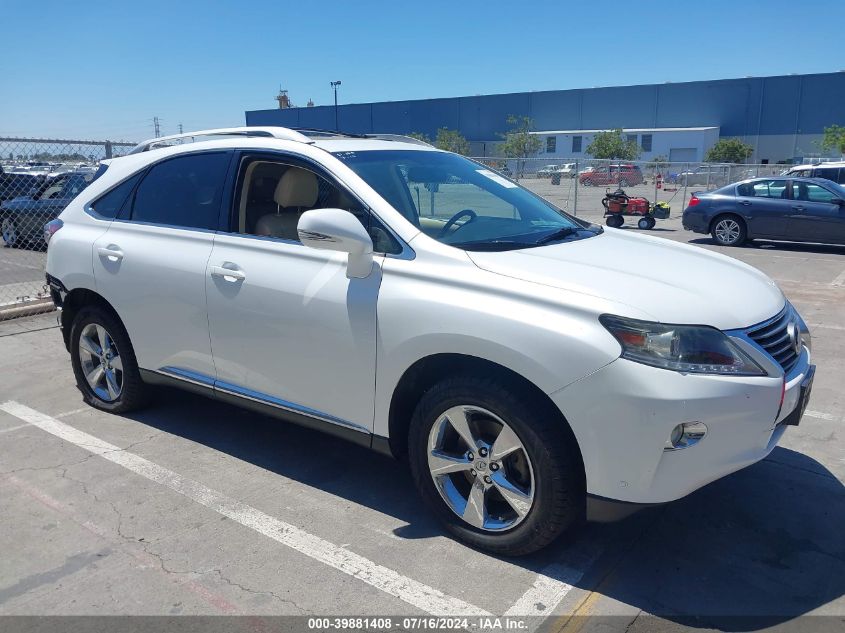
left=664, top=422, right=707, bottom=450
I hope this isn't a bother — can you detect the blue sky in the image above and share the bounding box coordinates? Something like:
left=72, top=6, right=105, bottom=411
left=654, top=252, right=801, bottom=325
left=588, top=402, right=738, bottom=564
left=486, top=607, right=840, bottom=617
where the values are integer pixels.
left=3, top=0, right=844, bottom=141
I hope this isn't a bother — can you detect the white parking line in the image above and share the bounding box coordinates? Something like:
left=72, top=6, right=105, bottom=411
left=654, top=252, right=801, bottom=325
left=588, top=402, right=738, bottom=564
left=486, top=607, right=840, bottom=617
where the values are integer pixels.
left=804, top=410, right=836, bottom=421
left=0, top=423, right=30, bottom=434
left=0, top=400, right=491, bottom=617
left=505, top=543, right=601, bottom=619
left=833, top=269, right=845, bottom=287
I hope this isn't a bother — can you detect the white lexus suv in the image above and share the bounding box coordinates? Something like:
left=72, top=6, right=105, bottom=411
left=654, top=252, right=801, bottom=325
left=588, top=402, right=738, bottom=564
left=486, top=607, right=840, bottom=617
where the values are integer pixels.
left=45, top=127, right=814, bottom=555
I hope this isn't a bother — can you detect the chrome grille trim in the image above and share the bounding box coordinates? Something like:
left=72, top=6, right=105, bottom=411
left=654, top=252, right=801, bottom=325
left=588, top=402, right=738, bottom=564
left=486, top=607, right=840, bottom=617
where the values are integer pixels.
left=745, top=305, right=800, bottom=375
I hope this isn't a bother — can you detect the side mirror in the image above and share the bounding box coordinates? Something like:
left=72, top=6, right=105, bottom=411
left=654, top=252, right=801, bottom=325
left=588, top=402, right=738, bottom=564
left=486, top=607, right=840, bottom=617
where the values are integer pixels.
left=297, top=208, right=374, bottom=279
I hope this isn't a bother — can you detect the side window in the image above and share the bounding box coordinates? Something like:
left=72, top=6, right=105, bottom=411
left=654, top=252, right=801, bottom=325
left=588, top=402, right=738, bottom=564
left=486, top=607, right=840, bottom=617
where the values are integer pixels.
left=545, top=137, right=556, bottom=153
left=814, top=167, right=840, bottom=184
left=38, top=176, right=69, bottom=200
left=59, top=175, right=88, bottom=199
left=737, top=179, right=788, bottom=199
left=797, top=183, right=837, bottom=203
left=233, top=157, right=401, bottom=254
left=571, top=136, right=582, bottom=153
left=90, top=172, right=143, bottom=219
left=130, top=152, right=230, bottom=229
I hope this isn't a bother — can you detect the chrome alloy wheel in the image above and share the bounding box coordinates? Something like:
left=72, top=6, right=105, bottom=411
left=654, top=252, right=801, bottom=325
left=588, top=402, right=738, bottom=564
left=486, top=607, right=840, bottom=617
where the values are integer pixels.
left=427, top=405, right=535, bottom=532
left=1, top=217, right=17, bottom=245
left=78, top=323, right=123, bottom=401
left=714, top=218, right=741, bottom=244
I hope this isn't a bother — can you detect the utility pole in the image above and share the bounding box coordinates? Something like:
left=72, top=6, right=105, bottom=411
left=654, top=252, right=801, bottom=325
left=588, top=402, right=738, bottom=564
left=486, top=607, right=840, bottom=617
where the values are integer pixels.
left=330, top=81, right=342, bottom=131
left=153, top=116, right=161, bottom=138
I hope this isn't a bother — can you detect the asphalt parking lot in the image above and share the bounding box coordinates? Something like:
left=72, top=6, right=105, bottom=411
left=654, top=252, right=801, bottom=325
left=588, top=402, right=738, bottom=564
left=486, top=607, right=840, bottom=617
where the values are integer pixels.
left=0, top=210, right=843, bottom=632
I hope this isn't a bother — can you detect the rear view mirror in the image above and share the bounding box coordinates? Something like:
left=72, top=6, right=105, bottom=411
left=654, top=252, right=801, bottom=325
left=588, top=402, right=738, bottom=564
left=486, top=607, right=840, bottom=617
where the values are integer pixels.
left=297, top=208, right=374, bottom=279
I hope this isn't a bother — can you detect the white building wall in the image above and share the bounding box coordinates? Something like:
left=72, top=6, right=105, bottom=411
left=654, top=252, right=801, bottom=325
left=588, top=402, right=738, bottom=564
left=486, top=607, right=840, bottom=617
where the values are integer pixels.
left=534, top=128, right=721, bottom=163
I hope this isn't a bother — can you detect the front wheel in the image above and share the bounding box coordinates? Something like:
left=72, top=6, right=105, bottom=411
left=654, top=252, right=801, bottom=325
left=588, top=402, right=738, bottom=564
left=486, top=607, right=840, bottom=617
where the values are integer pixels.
left=711, top=215, right=746, bottom=246
left=606, top=215, right=624, bottom=228
left=70, top=306, right=149, bottom=413
left=408, top=375, right=585, bottom=556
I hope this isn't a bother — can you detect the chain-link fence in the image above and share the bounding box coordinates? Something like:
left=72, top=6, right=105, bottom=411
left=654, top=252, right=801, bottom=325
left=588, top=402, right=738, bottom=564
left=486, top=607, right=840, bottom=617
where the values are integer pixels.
left=473, top=156, right=792, bottom=220
left=0, top=137, right=135, bottom=319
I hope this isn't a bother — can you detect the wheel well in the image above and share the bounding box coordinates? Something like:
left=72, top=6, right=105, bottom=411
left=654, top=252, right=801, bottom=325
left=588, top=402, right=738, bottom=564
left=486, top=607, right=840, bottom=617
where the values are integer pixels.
left=387, top=354, right=584, bottom=471
left=708, top=212, right=745, bottom=234
left=60, top=288, right=123, bottom=351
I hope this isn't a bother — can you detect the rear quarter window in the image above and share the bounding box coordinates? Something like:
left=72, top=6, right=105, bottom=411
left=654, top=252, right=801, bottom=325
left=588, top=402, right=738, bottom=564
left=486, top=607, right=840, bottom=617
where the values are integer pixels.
left=89, top=172, right=143, bottom=219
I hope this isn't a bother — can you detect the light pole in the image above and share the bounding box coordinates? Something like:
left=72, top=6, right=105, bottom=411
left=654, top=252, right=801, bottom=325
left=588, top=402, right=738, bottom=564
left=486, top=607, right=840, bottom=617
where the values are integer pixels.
left=330, top=81, right=342, bottom=131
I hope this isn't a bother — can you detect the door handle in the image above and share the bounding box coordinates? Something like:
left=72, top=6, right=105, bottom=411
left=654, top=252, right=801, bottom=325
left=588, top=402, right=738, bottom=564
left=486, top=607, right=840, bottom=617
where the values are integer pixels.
left=739, top=200, right=752, bottom=206
left=97, top=246, right=124, bottom=262
left=210, top=265, right=246, bottom=282
left=791, top=205, right=805, bottom=212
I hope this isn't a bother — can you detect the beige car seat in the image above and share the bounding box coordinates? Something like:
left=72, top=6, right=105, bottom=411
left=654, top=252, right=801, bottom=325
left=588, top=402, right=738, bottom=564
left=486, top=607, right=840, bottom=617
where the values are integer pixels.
left=254, top=167, right=319, bottom=240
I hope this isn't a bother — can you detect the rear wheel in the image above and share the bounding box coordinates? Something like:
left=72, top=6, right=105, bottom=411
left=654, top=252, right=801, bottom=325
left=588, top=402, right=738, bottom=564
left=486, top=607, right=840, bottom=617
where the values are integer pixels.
left=646, top=217, right=656, bottom=229
left=637, top=217, right=651, bottom=230
left=619, top=179, right=631, bottom=188
left=582, top=179, right=594, bottom=187
left=408, top=375, right=585, bottom=556
left=606, top=215, right=624, bottom=228
left=711, top=215, right=746, bottom=246
left=70, top=306, right=149, bottom=413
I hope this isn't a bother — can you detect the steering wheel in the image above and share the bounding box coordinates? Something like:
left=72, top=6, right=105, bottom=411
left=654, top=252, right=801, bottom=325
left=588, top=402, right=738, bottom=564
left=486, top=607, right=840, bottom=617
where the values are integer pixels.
left=438, top=209, right=477, bottom=238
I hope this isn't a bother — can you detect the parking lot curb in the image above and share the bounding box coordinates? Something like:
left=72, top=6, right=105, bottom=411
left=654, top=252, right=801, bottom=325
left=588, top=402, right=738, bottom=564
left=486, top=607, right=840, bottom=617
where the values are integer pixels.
left=0, top=299, right=55, bottom=321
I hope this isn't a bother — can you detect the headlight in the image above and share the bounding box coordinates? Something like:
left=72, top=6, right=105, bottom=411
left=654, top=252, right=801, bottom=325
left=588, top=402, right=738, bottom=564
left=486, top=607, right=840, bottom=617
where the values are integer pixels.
left=600, top=315, right=766, bottom=376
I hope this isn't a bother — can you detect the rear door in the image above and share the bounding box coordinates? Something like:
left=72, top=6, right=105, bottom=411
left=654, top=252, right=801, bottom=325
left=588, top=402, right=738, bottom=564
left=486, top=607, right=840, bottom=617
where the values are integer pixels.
left=92, top=151, right=233, bottom=379
left=788, top=180, right=845, bottom=244
left=735, top=179, right=792, bottom=237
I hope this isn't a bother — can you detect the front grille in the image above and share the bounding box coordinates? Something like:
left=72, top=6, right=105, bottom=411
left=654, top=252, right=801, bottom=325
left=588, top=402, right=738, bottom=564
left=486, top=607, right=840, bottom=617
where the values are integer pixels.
left=746, top=306, right=800, bottom=374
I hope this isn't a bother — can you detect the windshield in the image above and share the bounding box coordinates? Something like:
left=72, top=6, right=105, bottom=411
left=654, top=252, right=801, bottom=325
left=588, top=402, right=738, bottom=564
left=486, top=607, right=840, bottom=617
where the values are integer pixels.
left=334, top=149, right=598, bottom=251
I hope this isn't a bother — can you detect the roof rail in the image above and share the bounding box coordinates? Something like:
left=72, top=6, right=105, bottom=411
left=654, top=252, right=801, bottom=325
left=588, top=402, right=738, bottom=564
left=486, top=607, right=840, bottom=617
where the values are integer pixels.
left=364, top=133, right=433, bottom=147
left=128, top=126, right=312, bottom=154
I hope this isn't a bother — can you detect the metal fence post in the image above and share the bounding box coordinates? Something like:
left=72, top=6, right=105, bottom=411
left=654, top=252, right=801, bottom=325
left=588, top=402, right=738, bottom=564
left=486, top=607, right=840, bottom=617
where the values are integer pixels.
left=573, top=159, right=578, bottom=216
left=682, top=162, right=690, bottom=207
left=105, top=141, right=113, bottom=159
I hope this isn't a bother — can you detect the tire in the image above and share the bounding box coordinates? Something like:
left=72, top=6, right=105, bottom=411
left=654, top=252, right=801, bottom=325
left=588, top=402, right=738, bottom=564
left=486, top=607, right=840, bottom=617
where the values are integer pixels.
left=619, top=179, right=631, bottom=188
left=606, top=215, right=624, bottom=228
left=69, top=305, right=149, bottom=413
left=582, top=179, right=594, bottom=187
left=1, top=216, right=19, bottom=248
left=637, top=217, right=650, bottom=230
left=408, top=374, right=585, bottom=556
left=711, top=214, right=747, bottom=246
left=646, top=217, right=656, bottom=230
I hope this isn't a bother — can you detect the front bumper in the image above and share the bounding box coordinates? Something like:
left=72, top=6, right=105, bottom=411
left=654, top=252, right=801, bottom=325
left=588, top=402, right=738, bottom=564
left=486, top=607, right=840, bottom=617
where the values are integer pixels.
left=552, top=347, right=812, bottom=505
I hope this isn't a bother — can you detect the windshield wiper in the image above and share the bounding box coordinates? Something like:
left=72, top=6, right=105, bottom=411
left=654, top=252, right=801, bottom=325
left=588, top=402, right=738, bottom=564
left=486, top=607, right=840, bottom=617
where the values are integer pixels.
left=533, top=227, right=580, bottom=246
left=449, top=240, right=528, bottom=251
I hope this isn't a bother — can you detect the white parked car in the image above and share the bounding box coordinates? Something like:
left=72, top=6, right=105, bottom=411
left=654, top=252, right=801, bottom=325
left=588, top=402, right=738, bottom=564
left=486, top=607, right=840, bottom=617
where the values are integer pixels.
left=45, top=127, right=814, bottom=555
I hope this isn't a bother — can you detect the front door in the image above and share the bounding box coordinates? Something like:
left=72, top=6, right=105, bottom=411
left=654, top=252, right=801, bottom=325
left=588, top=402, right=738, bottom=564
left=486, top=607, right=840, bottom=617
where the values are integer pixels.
left=788, top=180, right=845, bottom=244
left=205, top=153, right=382, bottom=434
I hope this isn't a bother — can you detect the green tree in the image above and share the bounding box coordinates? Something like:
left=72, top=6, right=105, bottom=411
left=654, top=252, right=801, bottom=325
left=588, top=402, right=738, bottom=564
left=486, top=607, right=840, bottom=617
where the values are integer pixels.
left=434, top=128, right=470, bottom=155
left=585, top=129, right=641, bottom=160
left=498, top=115, right=542, bottom=177
left=820, top=124, right=845, bottom=155
left=705, top=138, right=753, bottom=163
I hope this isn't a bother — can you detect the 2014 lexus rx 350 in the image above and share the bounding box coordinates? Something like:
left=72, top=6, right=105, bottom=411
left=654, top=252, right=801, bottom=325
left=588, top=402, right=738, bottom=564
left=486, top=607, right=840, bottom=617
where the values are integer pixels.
left=45, top=127, right=814, bottom=555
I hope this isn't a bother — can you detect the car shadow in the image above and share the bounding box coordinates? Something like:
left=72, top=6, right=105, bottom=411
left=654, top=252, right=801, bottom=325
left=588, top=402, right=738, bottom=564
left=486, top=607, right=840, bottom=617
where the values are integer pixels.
left=125, top=388, right=845, bottom=629
left=688, top=237, right=845, bottom=256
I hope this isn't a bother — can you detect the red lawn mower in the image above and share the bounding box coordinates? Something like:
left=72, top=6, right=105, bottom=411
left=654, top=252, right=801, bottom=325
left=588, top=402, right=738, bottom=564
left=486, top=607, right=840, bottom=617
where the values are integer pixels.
left=601, top=188, right=670, bottom=229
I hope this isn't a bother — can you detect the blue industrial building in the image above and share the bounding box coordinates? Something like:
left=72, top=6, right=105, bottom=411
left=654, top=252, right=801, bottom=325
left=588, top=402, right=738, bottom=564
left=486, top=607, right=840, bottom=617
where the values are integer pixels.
left=246, top=72, right=845, bottom=163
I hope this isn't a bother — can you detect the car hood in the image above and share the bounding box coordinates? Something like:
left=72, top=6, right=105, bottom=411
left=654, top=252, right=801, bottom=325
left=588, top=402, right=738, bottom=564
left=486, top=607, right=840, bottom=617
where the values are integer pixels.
left=466, top=229, right=784, bottom=330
